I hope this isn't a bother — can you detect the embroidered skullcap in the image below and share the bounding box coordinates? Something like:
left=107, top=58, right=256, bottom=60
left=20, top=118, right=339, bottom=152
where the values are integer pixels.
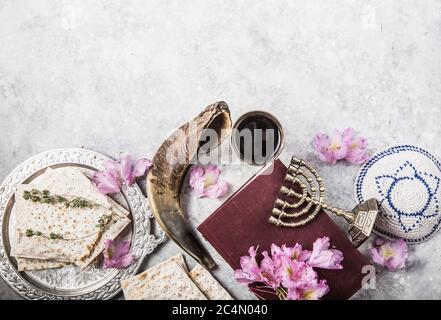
left=355, top=145, right=441, bottom=244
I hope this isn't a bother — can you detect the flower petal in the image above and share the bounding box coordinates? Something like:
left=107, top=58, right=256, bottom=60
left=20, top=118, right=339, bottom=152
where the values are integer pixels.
left=297, top=279, right=329, bottom=300
left=342, top=128, right=369, bottom=164
left=102, top=159, right=120, bottom=171
left=189, top=165, right=228, bottom=199
left=345, top=147, right=370, bottom=164
left=308, top=237, right=344, bottom=269
left=91, top=170, right=121, bottom=194
left=370, top=237, right=408, bottom=271
left=370, top=247, right=386, bottom=267
left=203, top=180, right=228, bottom=199
left=314, top=128, right=368, bottom=165
left=204, top=165, right=221, bottom=186
left=234, top=269, right=257, bottom=284
left=260, top=251, right=282, bottom=288
left=341, top=127, right=356, bottom=141
left=119, top=155, right=135, bottom=186
left=132, top=158, right=152, bottom=179
left=192, top=179, right=206, bottom=198
left=116, top=253, right=134, bottom=268
left=313, top=133, right=333, bottom=163
left=313, top=131, right=348, bottom=164
left=103, top=239, right=133, bottom=269
left=286, top=287, right=300, bottom=300
left=189, top=166, right=205, bottom=188
left=328, top=130, right=349, bottom=161
left=234, top=246, right=262, bottom=284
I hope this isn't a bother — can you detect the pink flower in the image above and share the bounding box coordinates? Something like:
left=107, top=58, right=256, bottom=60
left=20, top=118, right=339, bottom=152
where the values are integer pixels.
left=103, top=239, right=133, bottom=269
left=132, top=158, right=152, bottom=177
left=342, top=128, right=369, bottom=164
left=313, top=131, right=348, bottom=164
left=280, top=257, right=317, bottom=290
left=287, top=279, right=329, bottom=300
left=260, top=251, right=282, bottom=289
left=271, top=243, right=310, bottom=262
left=313, top=128, right=369, bottom=165
left=307, top=237, right=344, bottom=270
left=234, top=246, right=262, bottom=284
left=235, top=239, right=343, bottom=300
left=189, top=165, right=228, bottom=199
left=370, top=237, right=408, bottom=271
left=116, top=155, right=152, bottom=186
left=92, top=155, right=152, bottom=194
left=91, top=167, right=121, bottom=195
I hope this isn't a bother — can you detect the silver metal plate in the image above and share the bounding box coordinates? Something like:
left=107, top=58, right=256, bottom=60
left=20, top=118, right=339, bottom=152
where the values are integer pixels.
left=0, top=148, right=165, bottom=299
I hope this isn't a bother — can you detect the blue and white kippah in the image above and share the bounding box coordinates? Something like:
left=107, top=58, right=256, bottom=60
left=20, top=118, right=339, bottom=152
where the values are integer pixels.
left=355, top=145, right=441, bottom=244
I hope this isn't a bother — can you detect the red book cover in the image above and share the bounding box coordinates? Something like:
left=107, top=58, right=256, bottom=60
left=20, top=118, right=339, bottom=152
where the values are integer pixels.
left=197, top=159, right=369, bottom=300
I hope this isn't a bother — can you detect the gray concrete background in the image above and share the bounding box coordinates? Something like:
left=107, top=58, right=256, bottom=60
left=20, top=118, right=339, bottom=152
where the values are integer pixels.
left=1, top=0, right=441, bottom=299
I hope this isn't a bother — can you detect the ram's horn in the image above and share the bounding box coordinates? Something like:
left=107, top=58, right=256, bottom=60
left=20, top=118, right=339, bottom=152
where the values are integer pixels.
left=146, top=101, right=232, bottom=269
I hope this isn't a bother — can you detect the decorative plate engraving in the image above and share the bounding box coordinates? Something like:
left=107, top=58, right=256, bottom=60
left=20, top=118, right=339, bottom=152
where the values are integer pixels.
left=0, top=148, right=165, bottom=299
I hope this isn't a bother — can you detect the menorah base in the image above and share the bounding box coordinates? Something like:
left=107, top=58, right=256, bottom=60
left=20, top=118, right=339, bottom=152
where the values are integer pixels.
left=347, top=198, right=379, bottom=247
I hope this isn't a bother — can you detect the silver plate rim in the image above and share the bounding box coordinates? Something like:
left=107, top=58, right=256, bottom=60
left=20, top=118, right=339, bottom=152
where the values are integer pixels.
left=0, top=148, right=164, bottom=300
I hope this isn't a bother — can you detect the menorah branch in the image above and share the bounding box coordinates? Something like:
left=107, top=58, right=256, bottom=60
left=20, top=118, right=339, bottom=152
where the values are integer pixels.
left=269, top=156, right=379, bottom=247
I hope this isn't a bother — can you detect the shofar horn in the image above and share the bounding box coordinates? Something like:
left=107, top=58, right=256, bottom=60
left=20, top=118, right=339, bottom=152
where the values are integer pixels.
left=147, top=102, right=232, bottom=269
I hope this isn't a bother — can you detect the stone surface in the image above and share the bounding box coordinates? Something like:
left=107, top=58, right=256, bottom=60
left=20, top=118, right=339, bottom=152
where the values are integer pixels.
left=1, top=0, right=441, bottom=300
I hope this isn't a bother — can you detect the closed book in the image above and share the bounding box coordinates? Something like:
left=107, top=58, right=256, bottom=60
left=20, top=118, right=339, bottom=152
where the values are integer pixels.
left=197, top=159, right=369, bottom=300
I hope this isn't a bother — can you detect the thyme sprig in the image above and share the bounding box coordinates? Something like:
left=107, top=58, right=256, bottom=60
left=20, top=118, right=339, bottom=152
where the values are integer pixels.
left=23, top=189, right=98, bottom=209
left=26, top=229, right=64, bottom=240
left=96, top=214, right=113, bottom=232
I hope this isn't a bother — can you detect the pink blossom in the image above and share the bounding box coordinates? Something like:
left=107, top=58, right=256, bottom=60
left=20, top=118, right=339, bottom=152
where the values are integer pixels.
left=189, top=165, right=228, bottom=199
left=119, top=155, right=152, bottom=186
left=189, top=167, right=204, bottom=188
left=91, top=168, right=121, bottom=195
left=313, top=131, right=348, bottom=164
left=287, top=279, right=329, bottom=300
left=342, top=128, right=369, bottom=164
left=313, top=128, right=369, bottom=165
left=260, top=251, right=282, bottom=289
left=234, top=239, right=343, bottom=300
left=271, top=243, right=310, bottom=262
left=370, top=237, right=408, bottom=271
left=307, top=236, right=344, bottom=270
left=132, top=158, right=153, bottom=178
left=234, top=246, right=262, bottom=284
left=103, top=239, right=133, bottom=269
left=280, top=257, right=317, bottom=290
left=92, top=155, right=152, bottom=194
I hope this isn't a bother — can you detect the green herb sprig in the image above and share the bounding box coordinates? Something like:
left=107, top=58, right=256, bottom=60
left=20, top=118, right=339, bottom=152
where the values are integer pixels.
left=25, top=229, right=64, bottom=240
left=96, top=214, right=113, bottom=232
left=23, top=189, right=97, bottom=209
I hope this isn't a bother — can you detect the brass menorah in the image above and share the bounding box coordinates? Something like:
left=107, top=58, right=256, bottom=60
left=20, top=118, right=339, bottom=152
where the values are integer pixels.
left=269, top=156, right=379, bottom=247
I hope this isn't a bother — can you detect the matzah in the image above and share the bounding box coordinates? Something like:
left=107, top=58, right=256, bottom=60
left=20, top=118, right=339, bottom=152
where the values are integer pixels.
left=121, top=255, right=206, bottom=300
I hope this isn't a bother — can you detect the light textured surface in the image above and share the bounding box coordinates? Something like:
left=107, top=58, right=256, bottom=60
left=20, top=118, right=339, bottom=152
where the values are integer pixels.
left=1, top=0, right=441, bottom=300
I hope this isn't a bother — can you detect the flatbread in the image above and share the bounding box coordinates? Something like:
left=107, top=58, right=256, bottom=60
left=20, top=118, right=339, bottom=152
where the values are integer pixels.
left=171, top=254, right=188, bottom=272
left=16, top=258, right=68, bottom=272
left=11, top=184, right=128, bottom=266
left=33, top=168, right=112, bottom=209
left=16, top=199, right=130, bottom=271
left=189, top=265, right=233, bottom=300
left=121, top=255, right=206, bottom=300
left=11, top=168, right=130, bottom=269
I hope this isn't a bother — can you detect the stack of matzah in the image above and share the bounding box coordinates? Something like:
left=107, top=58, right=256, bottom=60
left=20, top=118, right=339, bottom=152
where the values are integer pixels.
left=121, top=255, right=233, bottom=300
left=10, top=167, right=131, bottom=271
